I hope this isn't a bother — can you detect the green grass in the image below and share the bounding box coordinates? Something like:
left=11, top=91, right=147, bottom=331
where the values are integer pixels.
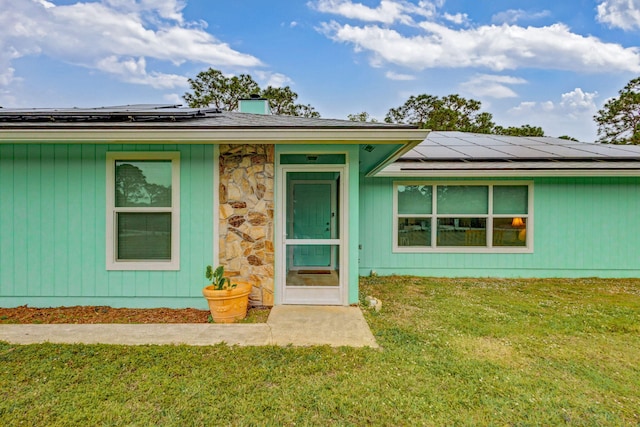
left=1, top=277, right=639, bottom=426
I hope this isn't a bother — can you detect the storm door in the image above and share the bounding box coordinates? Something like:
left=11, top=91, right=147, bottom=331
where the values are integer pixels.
left=289, top=180, right=336, bottom=269
left=278, top=166, right=347, bottom=305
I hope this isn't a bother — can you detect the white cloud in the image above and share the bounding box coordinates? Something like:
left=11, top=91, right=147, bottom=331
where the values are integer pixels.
left=491, top=9, right=551, bottom=25
left=0, top=67, right=17, bottom=87
left=103, top=0, right=187, bottom=24
left=559, top=87, right=599, bottom=111
left=254, top=71, right=294, bottom=88
left=311, top=0, right=438, bottom=25
left=163, top=93, right=184, bottom=105
left=597, top=0, right=640, bottom=31
left=460, top=74, right=526, bottom=98
left=0, top=0, right=262, bottom=91
left=443, top=12, right=468, bottom=25
left=95, top=56, right=188, bottom=89
left=385, top=71, right=416, bottom=80
left=507, top=88, right=599, bottom=140
left=320, top=20, right=640, bottom=72
left=35, top=0, right=55, bottom=8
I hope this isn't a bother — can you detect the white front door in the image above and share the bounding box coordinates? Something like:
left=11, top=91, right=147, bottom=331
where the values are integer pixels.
left=277, top=166, right=347, bottom=305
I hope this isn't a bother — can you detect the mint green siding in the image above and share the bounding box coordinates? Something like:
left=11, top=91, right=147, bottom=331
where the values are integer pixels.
left=0, top=144, right=214, bottom=308
left=359, top=176, right=640, bottom=277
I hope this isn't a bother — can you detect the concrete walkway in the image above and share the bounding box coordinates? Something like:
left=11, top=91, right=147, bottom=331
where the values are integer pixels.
left=0, top=305, right=379, bottom=348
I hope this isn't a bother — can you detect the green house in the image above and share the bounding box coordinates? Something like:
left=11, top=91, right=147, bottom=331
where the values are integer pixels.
left=2, top=104, right=640, bottom=309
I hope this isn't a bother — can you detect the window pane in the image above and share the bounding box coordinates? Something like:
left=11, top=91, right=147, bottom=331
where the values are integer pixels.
left=398, top=218, right=431, bottom=247
left=493, top=217, right=527, bottom=247
left=398, top=185, right=432, bottom=214
left=437, top=218, right=487, bottom=247
left=437, top=186, right=488, bottom=214
left=115, top=160, right=172, bottom=207
left=494, top=186, right=528, bottom=215
left=117, top=213, right=171, bottom=260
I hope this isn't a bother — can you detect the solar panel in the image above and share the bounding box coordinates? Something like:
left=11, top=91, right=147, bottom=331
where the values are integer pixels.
left=570, top=143, right=640, bottom=158
left=451, top=145, right=516, bottom=158
left=517, top=137, right=571, bottom=145
left=407, top=132, right=640, bottom=161
left=488, top=145, right=563, bottom=158
left=402, top=149, right=425, bottom=158
left=0, top=105, right=221, bottom=121
left=428, top=136, right=475, bottom=146
left=606, top=144, right=640, bottom=153
left=457, top=136, right=513, bottom=146
left=412, top=145, right=471, bottom=159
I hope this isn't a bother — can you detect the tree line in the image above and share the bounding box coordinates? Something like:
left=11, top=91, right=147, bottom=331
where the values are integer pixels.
left=183, top=68, right=640, bottom=144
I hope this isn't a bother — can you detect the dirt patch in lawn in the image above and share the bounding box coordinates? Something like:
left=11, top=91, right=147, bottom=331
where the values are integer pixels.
left=0, top=305, right=271, bottom=324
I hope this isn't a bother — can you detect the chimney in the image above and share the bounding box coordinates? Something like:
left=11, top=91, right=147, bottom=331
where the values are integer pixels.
left=238, top=94, right=271, bottom=115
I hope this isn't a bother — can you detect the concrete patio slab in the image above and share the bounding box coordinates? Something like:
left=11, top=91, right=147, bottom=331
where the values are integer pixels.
left=267, top=305, right=378, bottom=348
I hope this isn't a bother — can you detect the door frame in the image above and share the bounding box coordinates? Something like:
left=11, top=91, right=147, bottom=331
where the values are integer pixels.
left=287, top=179, right=337, bottom=271
left=275, top=164, right=349, bottom=305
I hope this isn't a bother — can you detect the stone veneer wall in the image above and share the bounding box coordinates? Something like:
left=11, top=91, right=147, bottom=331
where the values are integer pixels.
left=218, top=144, right=275, bottom=307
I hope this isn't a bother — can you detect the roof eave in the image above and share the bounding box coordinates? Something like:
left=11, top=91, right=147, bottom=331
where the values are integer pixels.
left=365, top=132, right=431, bottom=177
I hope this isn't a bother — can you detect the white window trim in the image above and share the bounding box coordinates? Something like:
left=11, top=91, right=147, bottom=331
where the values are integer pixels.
left=393, top=181, right=534, bottom=254
left=106, top=152, right=180, bottom=270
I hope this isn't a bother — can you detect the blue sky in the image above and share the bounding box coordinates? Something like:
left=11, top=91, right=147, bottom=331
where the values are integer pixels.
left=1, top=0, right=639, bottom=141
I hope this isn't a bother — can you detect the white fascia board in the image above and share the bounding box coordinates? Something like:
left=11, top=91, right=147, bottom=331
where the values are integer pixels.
left=375, top=168, right=640, bottom=177
left=0, top=128, right=429, bottom=144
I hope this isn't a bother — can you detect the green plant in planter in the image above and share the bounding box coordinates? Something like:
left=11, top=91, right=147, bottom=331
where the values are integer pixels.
left=205, top=265, right=237, bottom=290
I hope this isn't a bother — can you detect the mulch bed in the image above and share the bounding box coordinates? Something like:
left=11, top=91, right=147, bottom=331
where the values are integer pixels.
left=0, top=305, right=211, bottom=324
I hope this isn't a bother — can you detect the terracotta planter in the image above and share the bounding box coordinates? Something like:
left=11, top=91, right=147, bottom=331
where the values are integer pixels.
left=202, top=281, right=252, bottom=323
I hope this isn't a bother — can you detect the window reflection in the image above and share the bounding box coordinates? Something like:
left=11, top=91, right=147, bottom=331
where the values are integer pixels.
left=437, top=218, right=487, bottom=247
left=398, top=218, right=431, bottom=246
left=115, top=161, right=172, bottom=207
left=493, top=217, right=527, bottom=247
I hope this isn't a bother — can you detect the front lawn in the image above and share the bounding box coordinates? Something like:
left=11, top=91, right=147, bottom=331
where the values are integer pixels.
left=1, top=277, right=638, bottom=425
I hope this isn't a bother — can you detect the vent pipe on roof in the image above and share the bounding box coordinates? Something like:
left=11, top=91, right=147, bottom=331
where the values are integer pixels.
left=238, top=94, right=272, bottom=115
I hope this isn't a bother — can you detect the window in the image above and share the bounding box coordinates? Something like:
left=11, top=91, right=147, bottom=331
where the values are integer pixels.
left=106, top=152, right=180, bottom=270
left=394, top=182, right=532, bottom=253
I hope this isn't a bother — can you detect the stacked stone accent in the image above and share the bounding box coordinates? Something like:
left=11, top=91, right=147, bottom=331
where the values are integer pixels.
left=218, top=144, right=275, bottom=306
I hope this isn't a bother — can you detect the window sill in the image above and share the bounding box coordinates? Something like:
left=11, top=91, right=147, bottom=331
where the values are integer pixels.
left=393, top=247, right=533, bottom=254
left=106, top=260, right=180, bottom=271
